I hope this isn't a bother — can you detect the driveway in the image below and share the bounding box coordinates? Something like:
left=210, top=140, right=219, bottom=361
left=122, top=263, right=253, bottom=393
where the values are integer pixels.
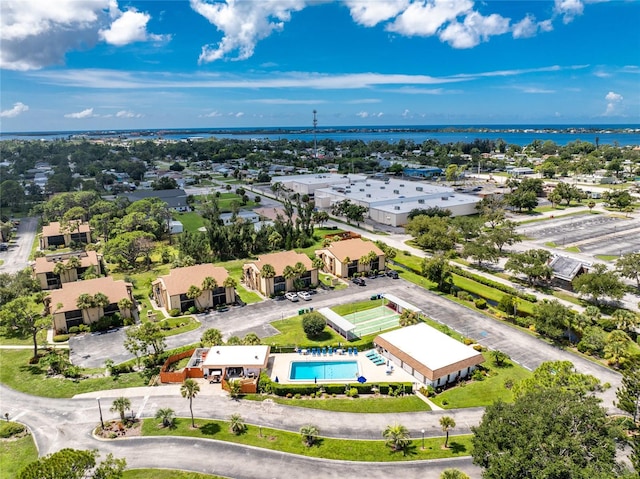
left=0, top=216, right=38, bottom=273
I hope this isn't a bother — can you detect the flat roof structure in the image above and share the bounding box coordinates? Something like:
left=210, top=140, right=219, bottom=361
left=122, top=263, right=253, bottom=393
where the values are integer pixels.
left=549, top=255, right=591, bottom=282
left=374, top=323, right=484, bottom=382
left=318, top=307, right=357, bottom=336
left=202, top=345, right=270, bottom=369
left=382, top=293, right=421, bottom=313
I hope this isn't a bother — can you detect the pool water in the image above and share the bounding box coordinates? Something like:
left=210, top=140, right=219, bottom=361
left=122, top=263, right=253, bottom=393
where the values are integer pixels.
left=289, top=360, right=359, bottom=381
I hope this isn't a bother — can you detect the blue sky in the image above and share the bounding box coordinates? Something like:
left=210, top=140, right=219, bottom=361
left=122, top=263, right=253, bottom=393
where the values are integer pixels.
left=1, top=0, right=639, bottom=131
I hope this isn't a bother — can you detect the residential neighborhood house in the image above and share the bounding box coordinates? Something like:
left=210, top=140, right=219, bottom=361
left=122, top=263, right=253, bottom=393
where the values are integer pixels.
left=33, top=250, right=103, bottom=290
left=39, top=221, right=91, bottom=250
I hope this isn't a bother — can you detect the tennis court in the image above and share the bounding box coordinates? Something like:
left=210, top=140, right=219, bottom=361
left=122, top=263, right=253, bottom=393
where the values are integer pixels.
left=345, top=305, right=400, bottom=337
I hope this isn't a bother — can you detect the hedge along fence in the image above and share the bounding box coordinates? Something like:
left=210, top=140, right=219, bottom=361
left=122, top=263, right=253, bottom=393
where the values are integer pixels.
left=271, top=382, right=414, bottom=397
left=159, top=348, right=203, bottom=384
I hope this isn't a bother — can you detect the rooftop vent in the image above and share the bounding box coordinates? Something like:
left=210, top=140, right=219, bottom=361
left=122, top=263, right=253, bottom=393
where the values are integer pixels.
left=366, top=194, right=371, bottom=198
left=359, top=188, right=364, bottom=192
left=418, top=199, right=425, bottom=204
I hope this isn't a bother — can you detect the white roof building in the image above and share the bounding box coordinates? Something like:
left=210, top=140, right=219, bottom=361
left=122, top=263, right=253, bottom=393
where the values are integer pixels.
left=271, top=173, right=367, bottom=196
left=374, top=323, right=485, bottom=387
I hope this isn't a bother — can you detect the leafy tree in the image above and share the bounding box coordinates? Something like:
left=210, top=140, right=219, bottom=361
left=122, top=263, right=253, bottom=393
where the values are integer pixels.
left=476, top=195, right=506, bottom=228
left=0, top=297, right=51, bottom=361
left=229, top=413, right=246, bottom=435
left=117, top=298, right=133, bottom=316
left=451, top=215, right=483, bottom=242
left=300, top=424, right=319, bottom=447
left=312, top=210, right=329, bottom=227
left=110, top=397, right=131, bottom=422
left=552, top=182, right=584, bottom=205
left=439, top=416, right=456, bottom=448
left=504, top=249, right=552, bottom=285
left=573, top=263, right=625, bottom=304
left=186, top=285, right=203, bottom=310
left=616, top=252, right=640, bottom=289
left=506, top=188, right=538, bottom=212
left=612, top=309, right=640, bottom=335
left=226, top=336, right=242, bottom=345
left=222, top=276, right=237, bottom=289
left=260, top=263, right=276, bottom=279
left=462, top=235, right=499, bottom=266
left=603, top=190, right=633, bottom=211
left=302, top=312, right=326, bottom=338
left=407, top=206, right=451, bottom=219
left=513, top=361, right=600, bottom=398
left=399, top=310, right=420, bottom=327
left=124, top=321, right=166, bottom=359
left=242, top=332, right=261, bottom=345
left=18, top=449, right=125, bottom=479
left=201, top=328, right=223, bottom=347
left=103, top=231, right=155, bottom=270
left=93, top=292, right=110, bottom=310
left=472, top=389, right=622, bottom=478
left=155, top=408, right=175, bottom=428
left=421, top=254, right=453, bottom=292
left=486, top=220, right=521, bottom=254
left=0, top=269, right=41, bottom=305
left=577, top=326, right=607, bottom=356
left=406, top=215, right=457, bottom=252
left=615, top=361, right=640, bottom=423
left=178, top=231, right=211, bottom=264
left=382, top=423, right=411, bottom=454
left=152, top=177, right=178, bottom=190
left=532, top=299, right=575, bottom=341
left=181, top=378, right=200, bottom=428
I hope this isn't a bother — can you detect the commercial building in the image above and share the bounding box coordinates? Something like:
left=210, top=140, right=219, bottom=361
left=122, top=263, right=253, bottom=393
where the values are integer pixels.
left=373, top=323, right=485, bottom=387
left=270, top=173, right=367, bottom=196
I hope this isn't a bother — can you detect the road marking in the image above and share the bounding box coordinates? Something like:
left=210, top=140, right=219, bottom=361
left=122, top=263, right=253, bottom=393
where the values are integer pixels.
left=11, top=411, right=27, bottom=421
left=136, top=395, right=150, bottom=420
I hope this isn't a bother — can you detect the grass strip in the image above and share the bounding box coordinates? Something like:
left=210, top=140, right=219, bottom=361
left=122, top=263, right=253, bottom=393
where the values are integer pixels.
left=123, top=470, right=224, bottom=479
left=0, top=425, right=38, bottom=478
left=243, top=395, right=431, bottom=413
left=141, top=418, right=472, bottom=462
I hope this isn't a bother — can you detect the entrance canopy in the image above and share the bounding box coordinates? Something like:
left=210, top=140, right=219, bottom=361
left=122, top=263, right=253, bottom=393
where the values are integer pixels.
left=382, top=293, right=422, bottom=314
left=318, top=307, right=357, bottom=340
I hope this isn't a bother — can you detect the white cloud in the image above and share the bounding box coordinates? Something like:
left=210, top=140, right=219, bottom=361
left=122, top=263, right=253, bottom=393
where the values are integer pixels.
left=512, top=15, right=539, bottom=39
left=202, top=111, right=223, bottom=117
left=64, top=108, right=95, bottom=119
left=0, top=102, right=29, bottom=118
left=387, top=0, right=474, bottom=37
left=99, top=9, right=170, bottom=46
left=439, top=12, right=510, bottom=49
left=356, top=111, right=384, bottom=118
left=346, top=99, right=382, bottom=104
left=346, top=0, right=409, bottom=27
left=401, top=109, right=410, bottom=118
left=554, top=0, right=584, bottom=24
left=191, top=0, right=307, bottom=63
left=604, top=91, right=623, bottom=116
left=235, top=112, right=245, bottom=117
left=115, top=110, right=143, bottom=118
left=522, top=87, right=555, bottom=94
left=251, top=98, right=325, bottom=104
left=0, top=0, right=167, bottom=70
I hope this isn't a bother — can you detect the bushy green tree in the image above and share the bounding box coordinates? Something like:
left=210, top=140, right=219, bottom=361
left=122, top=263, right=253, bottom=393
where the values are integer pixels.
left=302, top=312, right=326, bottom=338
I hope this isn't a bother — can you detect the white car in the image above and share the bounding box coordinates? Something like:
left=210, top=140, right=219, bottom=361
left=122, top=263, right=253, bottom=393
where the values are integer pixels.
left=285, top=292, right=299, bottom=302
left=297, top=291, right=312, bottom=301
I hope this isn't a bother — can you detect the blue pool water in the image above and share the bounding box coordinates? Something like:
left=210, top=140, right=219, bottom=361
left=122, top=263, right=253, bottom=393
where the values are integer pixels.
left=289, top=361, right=359, bottom=381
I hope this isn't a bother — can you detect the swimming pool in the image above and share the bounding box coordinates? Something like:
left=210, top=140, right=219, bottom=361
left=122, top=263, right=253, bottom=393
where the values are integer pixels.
left=289, top=360, right=359, bottom=381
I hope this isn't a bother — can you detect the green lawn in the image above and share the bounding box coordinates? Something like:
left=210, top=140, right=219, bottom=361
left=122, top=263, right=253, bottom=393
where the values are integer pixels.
left=564, top=246, right=581, bottom=253
left=245, top=395, right=431, bottom=413
left=0, top=349, right=147, bottom=398
left=595, top=254, right=619, bottom=261
left=265, top=316, right=375, bottom=350
left=0, top=328, right=45, bottom=346
left=0, top=424, right=38, bottom=478
left=451, top=274, right=536, bottom=316
left=141, top=418, right=472, bottom=462
left=124, top=471, right=224, bottom=479
left=431, top=352, right=531, bottom=409
left=173, top=212, right=205, bottom=232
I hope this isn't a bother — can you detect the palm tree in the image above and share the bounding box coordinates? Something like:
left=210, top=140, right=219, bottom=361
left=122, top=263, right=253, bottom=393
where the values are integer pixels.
left=181, top=378, right=200, bottom=428
left=66, top=256, right=81, bottom=271
left=155, top=408, right=175, bottom=428
left=440, top=469, right=470, bottom=479
left=223, top=277, right=237, bottom=289
left=282, top=265, right=296, bottom=290
left=229, top=413, right=246, bottom=435
left=93, top=292, right=110, bottom=313
left=53, top=261, right=67, bottom=281
left=76, top=293, right=95, bottom=322
left=260, top=263, right=276, bottom=279
left=242, top=332, right=261, bottom=345
left=110, top=396, right=131, bottom=422
left=382, top=423, right=411, bottom=453
left=268, top=231, right=282, bottom=250
left=612, top=309, right=639, bottom=334
left=604, top=330, right=631, bottom=367
left=228, top=379, right=242, bottom=399
left=440, top=416, right=456, bottom=448
left=201, top=276, right=218, bottom=308
left=399, top=310, right=419, bottom=327
left=300, top=424, right=319, bottom=447
left=117, top=298, right=134, bottom=317
left=201, top=328, right=223, bottom=346
left=186, top=285, right=202, bottom=311
left=311, top=256, right=324, bottom=271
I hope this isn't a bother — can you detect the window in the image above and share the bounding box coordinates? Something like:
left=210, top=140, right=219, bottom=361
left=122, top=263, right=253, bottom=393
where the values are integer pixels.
left=64, top=310, right=83, bottom=330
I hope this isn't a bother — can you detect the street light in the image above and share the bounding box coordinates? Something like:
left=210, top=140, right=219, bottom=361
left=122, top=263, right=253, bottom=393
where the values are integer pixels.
left=421, top=429, right=425, bottom=450
left=97, top=397, right=104, bottom=429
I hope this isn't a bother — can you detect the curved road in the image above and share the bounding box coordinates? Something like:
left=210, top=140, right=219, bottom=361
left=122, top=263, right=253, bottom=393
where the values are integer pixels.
left=1, top=384, right=482, bottom=478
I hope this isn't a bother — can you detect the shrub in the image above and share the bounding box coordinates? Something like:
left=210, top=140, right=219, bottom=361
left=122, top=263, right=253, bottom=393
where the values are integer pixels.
left=441, top=399, right=448, bottom=406
left=457, top=291, right=473, bottom=301
left=346, top=387, right=359, bottom=398
left=68, top=326, right=80, bottom=334
left=188, top=306, right=197, bottom=314
left=78, top=324, right=90, bottom=333
left=53, top=334, right=69, bottom=342
left=123, top=316, right=135, bottom=326
left=474, top=298, right=487, bottom=309
left=463, top=338, right=474, bottom=345
left=473, top=344, right=484, bottom=352
left=294, top=393, right=301, bottom=400
left=0, top=422, right=25, bottom=438
left=159, top=320, right=170, bottom=330
left=302, top=312, right=327, bottom=338
left=472, top=369, right=485, bottom=381
left=168, top=308, right=180, bottom=317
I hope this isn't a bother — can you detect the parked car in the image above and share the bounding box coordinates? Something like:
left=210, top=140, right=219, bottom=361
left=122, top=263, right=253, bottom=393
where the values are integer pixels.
left=0, top=243, right=8, bottom=251
left=285, top=292, right=299, bottom=302
left=352, top=277, right=366, bottom=286
left=297, top=291, right=312, bottom=301
left=386, top=270, right=399, bottom=279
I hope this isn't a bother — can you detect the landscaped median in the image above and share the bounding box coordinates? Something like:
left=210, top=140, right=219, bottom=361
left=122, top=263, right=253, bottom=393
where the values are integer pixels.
left=138, top=418, right=473, bottom=462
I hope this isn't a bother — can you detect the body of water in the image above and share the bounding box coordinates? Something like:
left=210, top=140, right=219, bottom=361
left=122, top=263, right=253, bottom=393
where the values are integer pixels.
left=2, top=124, right=640, bottom=147
left=289, top=360, right=359, bottom=381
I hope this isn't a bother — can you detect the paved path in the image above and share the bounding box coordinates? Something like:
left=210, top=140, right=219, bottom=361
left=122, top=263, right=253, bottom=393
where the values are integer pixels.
left=0, top=216, right=38, bottom=273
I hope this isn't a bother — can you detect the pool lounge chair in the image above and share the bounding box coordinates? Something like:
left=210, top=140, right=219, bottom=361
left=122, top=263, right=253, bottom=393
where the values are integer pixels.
left=347, top=347, right=353, bottom=355
left=311, top=348, right=317, bottom=356
left=328, top=347, right=333, bottom=355
left=353, top=348, right=358, bottom=355
left=322, top=347, right=327, bottom=356
left=366, top=351, right=376, bottom=358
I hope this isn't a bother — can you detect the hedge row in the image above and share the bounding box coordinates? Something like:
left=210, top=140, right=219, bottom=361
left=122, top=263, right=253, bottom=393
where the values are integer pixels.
left=450, top=265, right=538, bottom=303
left=271, top=382, right=413, bottom=397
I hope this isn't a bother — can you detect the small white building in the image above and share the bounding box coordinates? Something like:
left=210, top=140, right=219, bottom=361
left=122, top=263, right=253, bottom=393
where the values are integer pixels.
left=169, top=220, right=183, bottom=234
left=373, top=323, right=485, bottom=387
left=220, top=211, right=261, bottom=225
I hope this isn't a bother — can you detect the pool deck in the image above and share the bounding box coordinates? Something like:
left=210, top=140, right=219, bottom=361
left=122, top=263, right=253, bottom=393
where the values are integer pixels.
left=269, top=351, right=416, bottom=385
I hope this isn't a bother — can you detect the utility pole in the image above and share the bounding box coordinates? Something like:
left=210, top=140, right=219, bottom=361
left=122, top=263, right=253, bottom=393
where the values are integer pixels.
left=312, top=110, right=318, bottom=159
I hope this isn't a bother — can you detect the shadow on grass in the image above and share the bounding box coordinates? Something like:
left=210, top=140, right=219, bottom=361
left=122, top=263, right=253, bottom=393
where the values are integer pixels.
left=200, top=422, right=221, bottom=436
left=307, top=331, right=334, bottom=342
left=447, top=441, right=467, bottom=454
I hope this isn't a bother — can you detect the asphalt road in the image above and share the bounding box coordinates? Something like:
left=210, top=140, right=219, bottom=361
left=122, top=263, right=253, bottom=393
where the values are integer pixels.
left=0, top=216, right=38, bottom=273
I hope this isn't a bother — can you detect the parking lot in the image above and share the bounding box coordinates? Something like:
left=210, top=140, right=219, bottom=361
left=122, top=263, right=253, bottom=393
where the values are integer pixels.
left=518, top=213, right=640, bottom=255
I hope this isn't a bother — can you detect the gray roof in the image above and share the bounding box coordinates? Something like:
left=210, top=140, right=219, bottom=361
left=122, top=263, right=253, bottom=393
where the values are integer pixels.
left=121, top=189, right=189, bottom=209
left=549, top=255, right=590, bottom=281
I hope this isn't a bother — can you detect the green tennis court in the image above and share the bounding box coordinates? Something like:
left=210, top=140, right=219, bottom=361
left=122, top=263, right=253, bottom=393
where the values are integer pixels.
left=345, top=305, right=395, bottom=324
left=342, top=305, right=400, bottom=337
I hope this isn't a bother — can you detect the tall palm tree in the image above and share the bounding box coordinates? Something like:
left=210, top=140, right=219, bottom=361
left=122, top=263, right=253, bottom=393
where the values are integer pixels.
left=181, top=378, right=200, bottom=428
left=93, top=293, right=110, bottom=312
left=110, top=396, right=131, bottom=422
left=300, top=424, right=319, bottom=447
left=66, top=256, right=81, bottom=271
left=53, top=261, right=67, bottom=280
left=604, top=330, right=631, bottom=367
left=612, top=309, right=639, bottom=334
left=229, top=413, right=246, bottom=435
left=117, top=298, right=134, bottom=317
left=186, top=285, right=202, bottom=311
left=382, top=423, right=411, bottom=453
left=440, top=416, right=456, bottom=448
left=282, top=265, right=296, bottom=290
left=201, top=328, right=223, bottom=347
left=242, top=332, right=261, bottom=345
left=155, top=408, right=175, bottom=428
left=223, top=277, right=237, bottom=289
left=311, top=256, right=324, bottom=271
left=260, top=264, right=276, bottom=285
left=76, top=293, right=95, bottom=322
left=201, top=276, right=218, bottom=308
left=268, top=231, right=282, bottom=251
